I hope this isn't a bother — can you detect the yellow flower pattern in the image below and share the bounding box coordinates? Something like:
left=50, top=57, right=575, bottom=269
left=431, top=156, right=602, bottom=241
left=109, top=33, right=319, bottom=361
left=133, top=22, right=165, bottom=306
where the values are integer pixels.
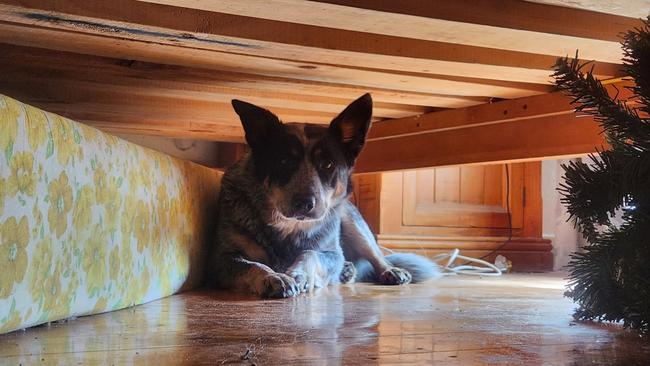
left=42, top=265, right=63, bottom=313
left=72, top=185, right=94, bottom=231
left=94, top=167, right=109, bottom=204
left=134, top=200, right=151, bottom=253
left=0, top=178, right=5, bottom=216
left=0, top=94, right=221, bottom=334
left=0, top=216, right=29, bottom=299
left=109, top=246, right=120, bottom=280
left=47, top=172, right=73, bottom=238
left=24, top=105, right=48, bottom=150
left=0, top=97, right=20, bottom=152
left=7, top=152, right=36, bottom=196
left=1, top=303, right=23, bottom=332
left=83, top=226, right=107, bottom=296
left=92, top=297, right=107, bottom=314
left=29, top=238, right=53, bottom=298
left=50, top=115, right=79, bottom=165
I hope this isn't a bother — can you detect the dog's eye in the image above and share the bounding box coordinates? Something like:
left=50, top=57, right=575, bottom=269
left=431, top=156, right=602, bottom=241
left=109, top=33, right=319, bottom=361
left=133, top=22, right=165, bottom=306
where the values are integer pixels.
left=280, top=158, right=290, bottom=166
left=320, top=160, right=334, bottom=171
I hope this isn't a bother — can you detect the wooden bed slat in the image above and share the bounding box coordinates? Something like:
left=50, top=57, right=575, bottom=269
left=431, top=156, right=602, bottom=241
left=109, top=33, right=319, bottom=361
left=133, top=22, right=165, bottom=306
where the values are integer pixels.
left=356, top=113, right=607, bottom=173
left=139, top=0, right=632, bottom=63
left=0, top=18, right=551, bottom=99
left=0, top=0, right=637, bottom=169
left=0, top=0, right=625, bottom=85
left=355, top=80, right=635, bottom=172
left=0, top=46, right=474, bottom=109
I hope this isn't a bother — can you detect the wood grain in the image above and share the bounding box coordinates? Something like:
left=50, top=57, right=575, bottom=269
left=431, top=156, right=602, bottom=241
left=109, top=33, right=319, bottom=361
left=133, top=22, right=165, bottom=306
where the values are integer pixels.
left=401, top=165, right=523, bottom=229
left=0, top=49, right=433, bottom=119
left=354, top=81, right=636, bottom=172
left=356, top=113, right=608, bottom=173
left=2, top=274, right=648, bottom=364
left=141, top=0, right=633, bottom=62
left=372, top=169, right=528, bottom=237
left=460, top=166, right=486, bottom=205
left=0, top=0, right=637, bottom=164
left=0, top=3, right=552, bottom=98
left=316, top=0, right=642, bottom=41
left=0, top=0, right=625, bottom=84
left=530, top=0, right=650, bottom=18
left=366, top=80, right=635, bottom=140
left=0, top=44, right=480, bottom=109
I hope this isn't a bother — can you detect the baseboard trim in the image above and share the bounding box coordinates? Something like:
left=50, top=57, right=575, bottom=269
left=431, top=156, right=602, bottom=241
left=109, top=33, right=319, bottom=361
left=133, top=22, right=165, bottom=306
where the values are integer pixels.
left=378, top=234, right=553, bottom=272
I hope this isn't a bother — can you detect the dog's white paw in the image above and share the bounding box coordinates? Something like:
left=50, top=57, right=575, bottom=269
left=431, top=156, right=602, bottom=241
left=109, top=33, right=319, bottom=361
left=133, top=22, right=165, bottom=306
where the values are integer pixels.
left=261, top=273, right=300, bottom=298
left=286, top=250, right=326, bottom=293
left=287, top=269, right=325, bottom=293
left=379, top=267, right=412, bottom=285
left=287, top=270, right=308, bottom=291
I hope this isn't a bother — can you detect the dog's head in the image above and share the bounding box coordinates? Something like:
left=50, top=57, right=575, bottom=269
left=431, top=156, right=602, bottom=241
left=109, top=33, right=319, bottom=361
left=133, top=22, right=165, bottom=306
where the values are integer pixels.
left=231, top=94, right=372, bottom=223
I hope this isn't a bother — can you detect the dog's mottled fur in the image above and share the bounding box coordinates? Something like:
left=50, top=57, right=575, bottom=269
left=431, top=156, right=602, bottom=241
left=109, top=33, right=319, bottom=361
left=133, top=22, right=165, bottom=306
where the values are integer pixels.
left=208, top=94, right=439, bottom=298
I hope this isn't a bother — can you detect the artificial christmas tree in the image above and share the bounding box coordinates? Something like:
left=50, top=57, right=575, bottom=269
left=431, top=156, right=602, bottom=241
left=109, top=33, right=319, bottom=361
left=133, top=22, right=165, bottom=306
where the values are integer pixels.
left=554, top=17, right=650, bottom=334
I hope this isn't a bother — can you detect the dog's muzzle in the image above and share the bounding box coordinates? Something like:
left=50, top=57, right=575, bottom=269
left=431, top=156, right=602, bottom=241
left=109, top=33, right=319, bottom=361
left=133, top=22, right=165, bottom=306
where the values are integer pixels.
left=292, top=194, right=317, bottom=220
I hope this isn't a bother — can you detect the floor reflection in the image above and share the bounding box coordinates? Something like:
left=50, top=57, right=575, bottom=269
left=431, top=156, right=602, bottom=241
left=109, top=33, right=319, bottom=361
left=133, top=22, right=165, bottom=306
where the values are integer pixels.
left=2, top=274, right=650, bottom=365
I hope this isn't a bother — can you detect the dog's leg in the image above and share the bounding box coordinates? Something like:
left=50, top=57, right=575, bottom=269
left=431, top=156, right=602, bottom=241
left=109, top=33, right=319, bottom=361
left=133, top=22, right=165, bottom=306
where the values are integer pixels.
left=230, top=258, right=300, bottom=298
left=286, top=250, right=345, bottom=293
left=340, top=201, right=412, bottom=285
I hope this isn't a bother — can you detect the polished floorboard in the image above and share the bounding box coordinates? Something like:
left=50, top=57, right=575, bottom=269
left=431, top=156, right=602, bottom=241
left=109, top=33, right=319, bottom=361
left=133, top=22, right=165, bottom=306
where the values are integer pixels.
left=1, top=273, right=649, bottom=365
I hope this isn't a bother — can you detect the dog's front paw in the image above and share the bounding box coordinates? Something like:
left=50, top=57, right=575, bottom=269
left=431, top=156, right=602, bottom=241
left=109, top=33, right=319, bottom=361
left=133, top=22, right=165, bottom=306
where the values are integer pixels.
left=339, top=261, right=356, bottom=284
left=287, top=269, right=325, bottom=293
left=379, top=267, right=412, bottom=285
left=288, top=270, right=308, bottom=291
left=261, top=273, right=299, bottom=298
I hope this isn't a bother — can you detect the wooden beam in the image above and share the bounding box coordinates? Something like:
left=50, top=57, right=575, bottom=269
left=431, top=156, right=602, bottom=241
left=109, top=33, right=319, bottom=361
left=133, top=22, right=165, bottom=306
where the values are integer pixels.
left=529, top=0, right=650, bottom=18
left=0, top=44, right=631, bottom=161
left=0, top=0, right=623, bottom=85
left=83, top=122, right=243, bottom=142
left=355, top=81, right=635, bottom=172
left=0, top=44, right=450, bottom=141
left=356, top=114, right=605, bottom=173
left=0, top=47, right=435, bottom=119
left=0, top=45, right=474, bottom=109
left=314, top=0, right=640, bottom=42
left=140, top=0, right=635, bottom=63
left=0, top=20, right=549, bottom=99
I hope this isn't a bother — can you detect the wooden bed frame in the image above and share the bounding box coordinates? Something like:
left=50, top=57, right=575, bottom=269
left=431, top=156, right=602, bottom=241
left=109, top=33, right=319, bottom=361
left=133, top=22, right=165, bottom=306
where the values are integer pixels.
left=0, top=0, right=644, bottom=271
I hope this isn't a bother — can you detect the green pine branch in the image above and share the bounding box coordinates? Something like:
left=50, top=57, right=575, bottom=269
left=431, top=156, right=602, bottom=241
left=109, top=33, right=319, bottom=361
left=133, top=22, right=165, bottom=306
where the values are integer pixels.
left=554, top=16, right=650, bottom=334
left=623, top=17, right=650, bottom=114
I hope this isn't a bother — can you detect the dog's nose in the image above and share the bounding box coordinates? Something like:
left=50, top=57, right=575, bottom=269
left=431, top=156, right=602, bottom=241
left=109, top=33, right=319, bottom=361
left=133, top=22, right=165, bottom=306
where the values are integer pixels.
left=293, top=195, right=316, bottom=214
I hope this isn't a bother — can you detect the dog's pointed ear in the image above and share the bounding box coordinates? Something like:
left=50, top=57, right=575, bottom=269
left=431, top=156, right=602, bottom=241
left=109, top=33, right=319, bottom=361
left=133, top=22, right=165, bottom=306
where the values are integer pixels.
left=329, top=93, right=372, bottom=163
left=231, top=99, right=281, bottom=149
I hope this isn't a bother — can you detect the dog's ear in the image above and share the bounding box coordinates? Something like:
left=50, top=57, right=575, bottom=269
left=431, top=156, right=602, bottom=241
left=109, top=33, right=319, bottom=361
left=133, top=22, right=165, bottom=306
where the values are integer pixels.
left=231, top=100, right=281, bottom=149
left=329, top=93, right=372, bottom=163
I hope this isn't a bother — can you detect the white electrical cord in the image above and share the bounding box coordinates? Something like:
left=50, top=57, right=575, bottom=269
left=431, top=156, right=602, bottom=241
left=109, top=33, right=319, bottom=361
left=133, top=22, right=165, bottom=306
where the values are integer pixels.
left=381, top=245, right=507, bottom=277
left=431, top=248, right=505, bottom=276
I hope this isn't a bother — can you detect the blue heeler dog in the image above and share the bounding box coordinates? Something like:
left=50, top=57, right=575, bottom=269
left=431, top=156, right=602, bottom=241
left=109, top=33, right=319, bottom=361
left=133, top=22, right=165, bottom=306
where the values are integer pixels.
left=208, top=94, right=439, bottom=298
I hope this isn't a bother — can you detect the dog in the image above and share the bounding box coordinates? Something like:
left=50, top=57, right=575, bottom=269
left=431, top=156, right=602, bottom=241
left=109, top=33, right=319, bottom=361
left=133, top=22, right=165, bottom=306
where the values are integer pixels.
left=208, top=94, right=439, bottom=298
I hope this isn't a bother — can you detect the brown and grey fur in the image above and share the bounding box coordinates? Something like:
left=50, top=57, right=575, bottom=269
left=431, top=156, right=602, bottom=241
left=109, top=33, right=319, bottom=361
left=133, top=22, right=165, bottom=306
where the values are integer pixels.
left=208, top=94, right=438, bottom=298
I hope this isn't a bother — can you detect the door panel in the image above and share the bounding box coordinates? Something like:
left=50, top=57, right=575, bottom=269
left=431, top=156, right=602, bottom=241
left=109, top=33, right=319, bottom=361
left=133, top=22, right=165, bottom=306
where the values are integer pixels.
left=433, top=167, right=459, bottom=203
left=402, top=164, right=523, bottom=229
left=460, top=166, right=485, bottom=205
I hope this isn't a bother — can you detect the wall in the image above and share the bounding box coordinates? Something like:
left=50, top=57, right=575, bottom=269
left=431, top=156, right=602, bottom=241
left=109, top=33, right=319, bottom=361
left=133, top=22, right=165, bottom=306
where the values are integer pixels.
left=541, top=159, right=586, bottom=270
left=117, top=134, right=220, bottom=167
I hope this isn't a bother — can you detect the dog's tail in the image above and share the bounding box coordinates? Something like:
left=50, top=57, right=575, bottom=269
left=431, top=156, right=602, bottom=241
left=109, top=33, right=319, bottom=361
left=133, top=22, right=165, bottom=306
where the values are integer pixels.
left=355, top=253, right=441, bottom=283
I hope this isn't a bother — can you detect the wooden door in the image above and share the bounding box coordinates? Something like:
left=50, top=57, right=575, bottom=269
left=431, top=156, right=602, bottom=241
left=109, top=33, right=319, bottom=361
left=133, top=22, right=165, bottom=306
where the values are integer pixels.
left=352, top=162, right=552, bottom=271
left=402, top=164, right=523, bottom=230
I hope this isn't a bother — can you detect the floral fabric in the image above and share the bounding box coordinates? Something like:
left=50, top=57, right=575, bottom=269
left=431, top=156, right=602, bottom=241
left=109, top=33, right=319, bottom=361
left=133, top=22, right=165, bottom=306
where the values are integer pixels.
left=0, top=94, right=221, bottom=334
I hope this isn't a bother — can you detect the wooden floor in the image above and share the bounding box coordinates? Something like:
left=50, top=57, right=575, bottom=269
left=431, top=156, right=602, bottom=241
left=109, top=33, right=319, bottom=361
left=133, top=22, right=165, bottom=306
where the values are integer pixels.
left=2, top=273, right=649, bottom=365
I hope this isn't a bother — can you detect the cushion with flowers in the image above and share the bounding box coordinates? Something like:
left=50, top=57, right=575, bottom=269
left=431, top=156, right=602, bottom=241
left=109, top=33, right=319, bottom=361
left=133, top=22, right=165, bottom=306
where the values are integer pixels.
left=0, top=94, right=221, bottom=334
